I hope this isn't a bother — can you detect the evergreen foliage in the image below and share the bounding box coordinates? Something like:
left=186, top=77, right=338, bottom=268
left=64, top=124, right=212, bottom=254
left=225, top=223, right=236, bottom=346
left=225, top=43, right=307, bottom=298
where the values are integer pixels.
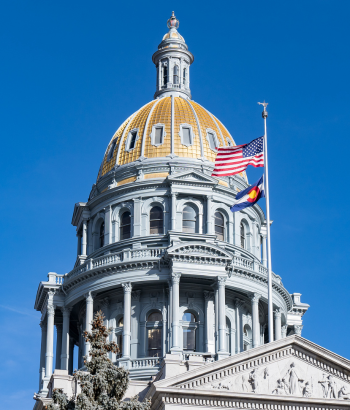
left=47, top=310, right=150, bottom=410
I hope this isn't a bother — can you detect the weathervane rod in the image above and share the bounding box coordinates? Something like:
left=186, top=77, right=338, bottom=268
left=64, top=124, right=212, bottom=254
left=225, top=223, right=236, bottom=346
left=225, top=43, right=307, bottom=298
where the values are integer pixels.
left=258, top=101, right=274, bottom=343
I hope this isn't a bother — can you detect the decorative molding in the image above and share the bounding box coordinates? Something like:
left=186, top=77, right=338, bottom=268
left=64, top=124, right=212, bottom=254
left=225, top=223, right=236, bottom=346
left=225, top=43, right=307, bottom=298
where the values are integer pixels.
left=171, top=272, right=181, bottom=284
left=122, top=282, right=132, bottom=294
left=250, top=293, right=261, bottom=304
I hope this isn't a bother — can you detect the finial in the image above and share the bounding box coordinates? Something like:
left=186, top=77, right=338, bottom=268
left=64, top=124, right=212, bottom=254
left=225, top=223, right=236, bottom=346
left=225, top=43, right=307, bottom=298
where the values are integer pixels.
left=167, top=11, right=179, bottom=29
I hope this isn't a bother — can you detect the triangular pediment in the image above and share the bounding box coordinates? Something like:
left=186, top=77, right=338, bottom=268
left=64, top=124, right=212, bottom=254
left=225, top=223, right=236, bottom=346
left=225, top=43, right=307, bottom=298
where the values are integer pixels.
left=166, top=242, right=233, bottom=260
left=153, top=336, right=350, bottom=403
left=167, top=170, right=218, bottom=185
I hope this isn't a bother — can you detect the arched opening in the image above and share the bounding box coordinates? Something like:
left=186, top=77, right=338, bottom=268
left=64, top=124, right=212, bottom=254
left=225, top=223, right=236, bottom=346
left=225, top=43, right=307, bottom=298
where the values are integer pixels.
left=240, top=222, right=246, bottom=249
left=150, top=206, right=164, bottom=234
left=214, top=211, right=225, bottom=241
left=243, top=324, right=252, bottom=351
left=182, top=311, right=197, bottom=351
left=226, top=317, right=231, bottom=354
left=182, top=205, right=197, bottom=234
left=163, top=65, right=168, bottom=86
left=183, top=68, right=186, bottom=85
left=116, top=317, right=123, bottom=358
left=120, top=211, right=131, bottom=240
left=147, top=311, right=162, bottom=357
left=99, top=222, right=105, bottom=248
left=173, top=65, right=179, bottom=85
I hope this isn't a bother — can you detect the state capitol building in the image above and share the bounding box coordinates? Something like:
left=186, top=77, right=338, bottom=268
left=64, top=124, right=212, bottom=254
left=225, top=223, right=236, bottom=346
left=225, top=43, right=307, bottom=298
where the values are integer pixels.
left=33, top=12, right=350, bottom=410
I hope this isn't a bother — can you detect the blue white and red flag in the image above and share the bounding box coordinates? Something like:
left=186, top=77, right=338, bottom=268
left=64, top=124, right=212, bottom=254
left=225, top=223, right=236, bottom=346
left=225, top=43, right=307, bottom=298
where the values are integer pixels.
left=230, top=175, right=265, bottom=212
left=212, top=137, right=264, bottom=177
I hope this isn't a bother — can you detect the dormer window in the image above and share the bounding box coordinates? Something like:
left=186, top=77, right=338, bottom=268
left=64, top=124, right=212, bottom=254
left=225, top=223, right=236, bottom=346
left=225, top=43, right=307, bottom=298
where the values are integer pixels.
left=107, top=139, right=117, bottom=161
left=125, top=129, right=139, bottom=151
left=206, top=129, right=219, bottom=151
left=173, top=65, right=179, bottom=85
left=179, top=124, right=194, bottom=147
left=150, top=124, right=166, bottom=147
left=226, top=138, right=233, bottom=147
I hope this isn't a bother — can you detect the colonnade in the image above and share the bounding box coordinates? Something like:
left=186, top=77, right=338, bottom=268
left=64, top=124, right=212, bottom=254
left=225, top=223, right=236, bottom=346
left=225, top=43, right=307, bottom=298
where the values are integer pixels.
left=38, top=279, right=289, bottom=392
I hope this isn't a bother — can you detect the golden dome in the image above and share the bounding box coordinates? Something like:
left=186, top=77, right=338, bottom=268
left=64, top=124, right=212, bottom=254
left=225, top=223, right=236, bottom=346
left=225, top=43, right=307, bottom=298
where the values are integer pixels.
left=98, top=96, right=236, bottom=180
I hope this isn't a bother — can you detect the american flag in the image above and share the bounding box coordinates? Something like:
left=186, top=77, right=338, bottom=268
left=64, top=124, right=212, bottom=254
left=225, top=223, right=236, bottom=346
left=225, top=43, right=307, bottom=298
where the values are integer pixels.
left=211, top=137, right=264, bottom=177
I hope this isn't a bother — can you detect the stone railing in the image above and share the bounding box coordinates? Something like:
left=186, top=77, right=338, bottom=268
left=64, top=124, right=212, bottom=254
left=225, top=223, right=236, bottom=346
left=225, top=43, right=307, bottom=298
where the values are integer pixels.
left=66, top=248, right=167, bottom=281
left=47, top=272, right=65, bottom=285
left=233, top=255, right=254, bottom=270
left=130, top=357, right=161, bottom=368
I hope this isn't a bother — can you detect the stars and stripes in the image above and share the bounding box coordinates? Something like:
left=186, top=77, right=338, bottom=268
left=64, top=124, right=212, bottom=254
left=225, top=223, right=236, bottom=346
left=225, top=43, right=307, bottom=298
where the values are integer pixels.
left=211, top=137, right=264, bottom=177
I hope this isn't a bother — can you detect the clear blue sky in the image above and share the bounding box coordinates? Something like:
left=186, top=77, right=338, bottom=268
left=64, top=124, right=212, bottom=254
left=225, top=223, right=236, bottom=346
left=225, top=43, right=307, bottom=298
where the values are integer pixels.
left=1, top=1, right=349, bottom=408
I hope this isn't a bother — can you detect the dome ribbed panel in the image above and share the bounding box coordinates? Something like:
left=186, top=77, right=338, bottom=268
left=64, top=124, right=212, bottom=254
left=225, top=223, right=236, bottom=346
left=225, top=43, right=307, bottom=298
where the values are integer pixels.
left=174, top=97, right=201, bottom=158
left=189, top=100, right=224, bottom=162
left=144, top=97, right=171, bottom=158
left=99, top=115, right=132, bottom=179
left=118, top=101, right=156, bottom=165
left=212, top=114, right=235, bottom=146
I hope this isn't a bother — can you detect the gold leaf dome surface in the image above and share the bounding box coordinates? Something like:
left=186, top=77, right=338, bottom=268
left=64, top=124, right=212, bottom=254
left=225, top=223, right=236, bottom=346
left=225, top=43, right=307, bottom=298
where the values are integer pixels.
left=98, top=96, right=236, bottom=180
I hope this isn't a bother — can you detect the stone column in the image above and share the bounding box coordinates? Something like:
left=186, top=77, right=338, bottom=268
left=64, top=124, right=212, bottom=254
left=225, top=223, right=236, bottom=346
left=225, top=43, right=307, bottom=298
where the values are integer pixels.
left=214, top=286, right=219, bottom=353
left=203, top=291, right=213, bottom=353
left=170, top=273, right=181, bottom=353
left=162, top=306, right=167, bottom=356
left=84, top=292, right=94, bottom=358
left=77, top=234, right=82, bottom=257
left=294, top=324, right=303, bottom=336
left=250, top=293, right=261, bottom=348
left=68, top=337, right=74, bottom=374
left=60, top=307, right=71, bottom=370
left=104, top=205, right=112, bottom=245
left=206, top=195, right=213, bottom=234
left=274, top=308, right=282, bottom=340
left=171, top=192, right=177, bottom=230
left=168, top=281, right=173, bottom=351
left=45, top=293, right=55, bottom=380
left=133, top=198, right=141, bottom=237
left=82, top=219, right=88, bottom=256
left=281, top=325, right=288, bottom=339
left=55, top=324, right=62, bottom=370
left=122, top=283, right=132, bottom=359
left=217, top=277, right=228, bottom=358
left=38, top=320, right=47, bottom=391
left=235, top=300, right=244, bottom=353
left=261, top=235, right=267, bottom=267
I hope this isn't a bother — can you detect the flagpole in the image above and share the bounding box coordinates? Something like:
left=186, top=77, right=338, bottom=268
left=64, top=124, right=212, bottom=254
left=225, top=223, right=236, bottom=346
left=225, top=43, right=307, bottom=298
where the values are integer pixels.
left=258, top=101, right=274, bottom=343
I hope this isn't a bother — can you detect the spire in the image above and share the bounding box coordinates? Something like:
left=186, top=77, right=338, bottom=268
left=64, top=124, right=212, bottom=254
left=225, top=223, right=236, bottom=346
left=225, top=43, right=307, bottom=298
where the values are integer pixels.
left=152, top=12, right=194, bottom=99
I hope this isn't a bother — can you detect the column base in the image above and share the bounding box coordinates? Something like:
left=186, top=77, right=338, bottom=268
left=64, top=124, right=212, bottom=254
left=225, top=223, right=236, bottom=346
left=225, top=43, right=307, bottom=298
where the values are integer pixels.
left=118, top=358, right=131, bottom=369
left=216, top=352, right=230, bottom=361
left=170, top=347, right=182, bottom=356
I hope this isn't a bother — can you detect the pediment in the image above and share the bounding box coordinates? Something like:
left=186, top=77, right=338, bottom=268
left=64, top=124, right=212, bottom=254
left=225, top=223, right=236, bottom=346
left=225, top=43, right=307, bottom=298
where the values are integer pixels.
left=155, top=336, right=350, bottom=402
left=166, top=242, right=233, bottom=260
left=167, top=170, right=218, bottom=185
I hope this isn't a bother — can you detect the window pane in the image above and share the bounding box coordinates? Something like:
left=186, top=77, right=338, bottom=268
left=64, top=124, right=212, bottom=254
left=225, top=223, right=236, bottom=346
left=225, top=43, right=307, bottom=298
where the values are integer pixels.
left=182, top=127, right=191, bottom=145
left=107, top=140, right=116, bottom=161
left=129, top=131, right=137, bottom=149
left=183, top=206, right=196, bottom=219
left=182, top=312, right=196, bottom=322
left=120, top=211, right=131, bottom=240
left=148, top=328, right=162, bottom=357
left=99, top=222, right=105, bottom=248
left=183, top=206, right=196, bottom=233
left=150, top=206, right=163, bottom=234
left=118, top=317, right=123, bottom=327
left=148, top=312, right=162, bottom=321
left=208, top=132, right=216, bottom=150
left=214, top=212, right=224, bottom=241
left=154, top=127, right=163, bottom=145
left=163, top=66, right=168, bottom=85
left=183, top=328, right=196, bottom=351
left=150, top=206, right=163, bottom=219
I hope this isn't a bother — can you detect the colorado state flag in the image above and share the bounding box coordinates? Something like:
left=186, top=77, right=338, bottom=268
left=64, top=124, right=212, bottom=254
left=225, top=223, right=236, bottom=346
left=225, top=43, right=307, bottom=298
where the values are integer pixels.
left=230, top=175, right=265, bottom=212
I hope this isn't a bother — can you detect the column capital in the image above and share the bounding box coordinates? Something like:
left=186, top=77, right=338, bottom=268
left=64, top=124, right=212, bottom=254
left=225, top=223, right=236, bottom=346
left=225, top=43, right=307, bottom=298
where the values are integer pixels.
left=122, top=282, right=132, bottom=294
left=84, top=291, right=94, bottom=303
left=274, top=308, right=282, bottom=319
left=171, top=272, right=181, bottom=284
left=234, top=299, right=245, bottom=309
left=217, top=276, right=227, bottom=286
left=250, top=293, right=261, bottom=304
left=281, top=324, right=288, bottom=338
left=207, top=195, right=213, bottom=201
left=61, top=307, right=72, bottom=316
left=294, top=324, right=303, bottom=336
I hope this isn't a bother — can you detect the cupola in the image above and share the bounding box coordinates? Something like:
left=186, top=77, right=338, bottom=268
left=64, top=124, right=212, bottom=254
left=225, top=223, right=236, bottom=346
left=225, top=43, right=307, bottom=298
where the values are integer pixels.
left=152, top=12, right=194, bottom=99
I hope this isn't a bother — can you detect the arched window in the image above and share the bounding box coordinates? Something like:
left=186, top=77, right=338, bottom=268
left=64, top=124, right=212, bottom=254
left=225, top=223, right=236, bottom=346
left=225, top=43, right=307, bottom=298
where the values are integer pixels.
left=214, top=212, right=225, bottom=241
left=173, top=65, right=179, bottom=85
left=183, top=68, right=186, bottom=85
left=99, top=222, right=105, bottom=248
left=147, top=311, right=162, bottom=357
left=150, top=206, right=163, bottom=234
left=243, top=324, right=252, bottom=351
left=163, top=65, right=168, bottom=86
left=120, top=211, right=131, bottom=240
left=116, top=317, right=123, bottom=358
left=240, top=222, right=246, bottom=249
left=182, top=205, right=197, bottom=233
left=226, top=318, right=231, bottom=354
left=182, top=311, right=197, bottom=351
